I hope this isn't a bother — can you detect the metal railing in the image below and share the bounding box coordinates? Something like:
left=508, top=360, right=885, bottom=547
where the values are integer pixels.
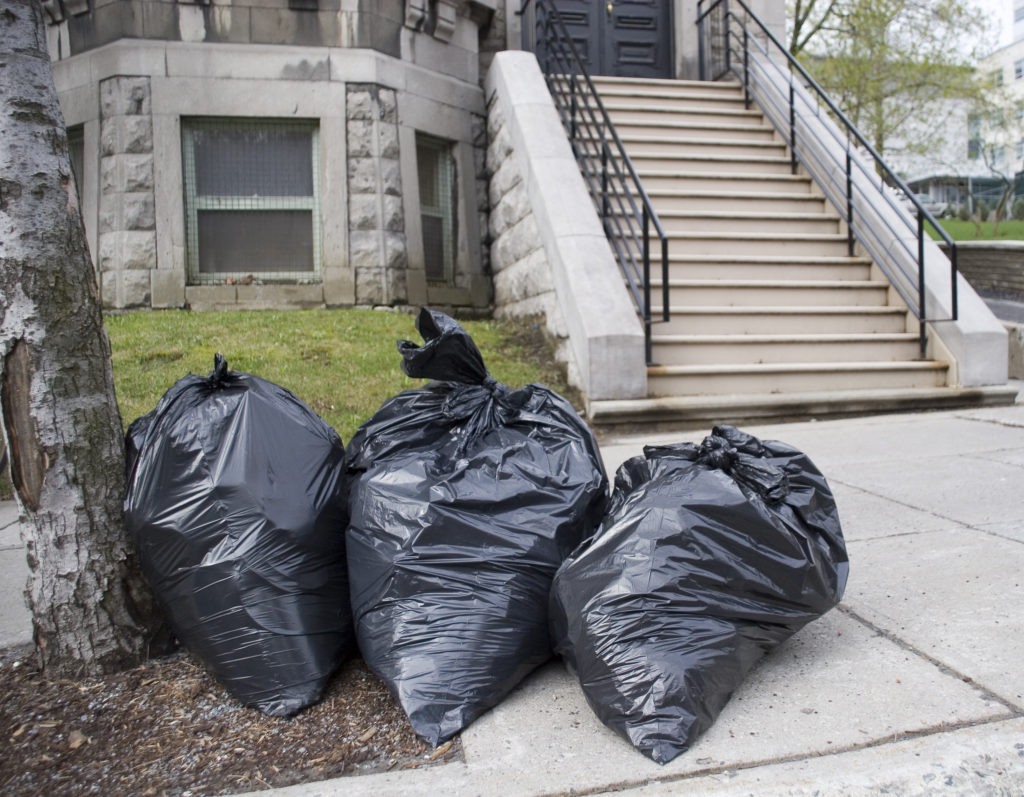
left=518, top=0, right=669, bottom=364
left=697, top=0, right=959, bottom=357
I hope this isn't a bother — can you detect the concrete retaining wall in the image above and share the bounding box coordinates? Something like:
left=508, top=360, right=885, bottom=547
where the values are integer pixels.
left=938, top=241, right=1024, bottom=302
left=484, top=52, right=646, bottom=401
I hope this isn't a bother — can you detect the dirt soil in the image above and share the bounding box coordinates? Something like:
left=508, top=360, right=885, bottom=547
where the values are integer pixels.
left=0, top=644, right=460, bottom=796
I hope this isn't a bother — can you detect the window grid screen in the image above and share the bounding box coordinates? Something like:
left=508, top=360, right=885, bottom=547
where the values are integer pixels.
left=182, top=118, right=321, bottom=284
left=417, top=134, right=455, bottom=283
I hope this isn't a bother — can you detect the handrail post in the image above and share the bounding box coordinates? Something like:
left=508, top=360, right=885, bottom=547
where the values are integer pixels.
left=742, top=27, right=750, bottom=108
left=788, top=78, right=797, bottom=174
left=698, top=0, right=706, bottom=80
left=845, top=146, right=854, bottom=256
left=723, top=0, right=731, bottom=75
left=918, top=211, right=927, bottom=358
left=601, top=143, right=609, bottom=231
left=569, top=73, right=578, bottom=156
left=643, top=204, right=652, bottom=364
left=951, top=244, right=959, bottom=322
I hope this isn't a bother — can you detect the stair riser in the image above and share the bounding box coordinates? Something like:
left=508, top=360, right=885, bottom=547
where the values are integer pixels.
left=647, top=367, right=948, bottom=396
left=597, top=96, right=749, bottom=113
left=610, top=140, right=789, bottom=159
left=644, top=195, right=827, bottom=213
left=650, top=339, right=922, bottom=365
left=638, top=174, right=814, bottom=193
left=629, top=155, right=795, bottom=174
left=667, top=262, right=872, bottom=281
left=610, top=122, right=779, bottom=142
left=665, top=237, right=851, bottom=256
left=646, top=285, right=891, bottom=307
left=657, top=312, right=910, bottom=335
left=600, top=108, right=764, bottom=127
left=653, top=216, right=840, bottom=235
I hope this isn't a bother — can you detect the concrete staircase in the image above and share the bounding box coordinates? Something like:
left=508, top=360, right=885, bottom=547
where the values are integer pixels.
left=582, top=76, right=997, bottom=427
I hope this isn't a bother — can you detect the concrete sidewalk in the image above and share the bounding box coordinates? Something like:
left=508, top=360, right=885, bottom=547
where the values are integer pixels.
left=3, top=395, right=1024, bottom=795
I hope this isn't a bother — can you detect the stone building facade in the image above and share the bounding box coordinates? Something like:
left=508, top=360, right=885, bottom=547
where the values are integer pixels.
left=45, top=0, right=504, bottom=311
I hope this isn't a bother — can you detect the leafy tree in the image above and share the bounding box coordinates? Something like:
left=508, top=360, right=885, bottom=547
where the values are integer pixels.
left=787, top=0, right=991, bottom=159
left=0, top=0, right=165, bottom=676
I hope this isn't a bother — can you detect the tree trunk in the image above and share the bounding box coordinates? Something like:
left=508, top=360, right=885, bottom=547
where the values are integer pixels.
left=0, top=0, right=164, bottom=676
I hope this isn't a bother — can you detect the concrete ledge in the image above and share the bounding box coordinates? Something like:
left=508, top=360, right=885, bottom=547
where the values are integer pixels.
left=587, top=384, right=1021, bottom=431
left=484, top=51, right=646, bottom=401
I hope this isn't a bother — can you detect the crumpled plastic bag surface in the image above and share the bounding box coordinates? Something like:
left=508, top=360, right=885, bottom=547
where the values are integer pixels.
left=550, top=425, right=849, bottom=764
left=346, top=308, right=608, bottom=746
left=125, top=354, right=352, bottom=716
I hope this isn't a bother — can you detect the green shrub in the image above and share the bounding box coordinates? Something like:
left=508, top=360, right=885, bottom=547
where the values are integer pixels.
left=957, top=203, right=972, bottom=221
left=1013, top=198, right=1024, bottom=221
left=976, top=199, right=989, bottom=221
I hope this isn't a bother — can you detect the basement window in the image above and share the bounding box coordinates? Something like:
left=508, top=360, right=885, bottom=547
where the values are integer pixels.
left=416, top=133, right=456, bottom=283
left=182, top=118, right=321, bottom=284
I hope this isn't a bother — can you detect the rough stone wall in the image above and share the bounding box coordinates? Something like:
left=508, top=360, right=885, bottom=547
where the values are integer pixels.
left=97, top=76, right=156, bottom=309
left=940, top=242, right=1024, bottom=302
left=346, top=84, right=408, bottom=306
left=486, top=92, right=577, bottom=385
left=477, top=1, right=507, bottom=82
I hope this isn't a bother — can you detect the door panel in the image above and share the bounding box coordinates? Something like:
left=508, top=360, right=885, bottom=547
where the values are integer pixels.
left=548, top=0, right=672, bottom=78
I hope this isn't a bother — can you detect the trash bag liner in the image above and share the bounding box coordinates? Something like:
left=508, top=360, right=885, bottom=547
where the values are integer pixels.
left=346, top=308, right=608, bottom=746
left=550, top=425, right=849, bottom=764
left=125, top=354, right=352, bottom=716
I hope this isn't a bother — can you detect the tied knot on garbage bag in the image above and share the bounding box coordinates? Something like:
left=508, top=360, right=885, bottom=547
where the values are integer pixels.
left=551, top=425, right=849, bottom=765
left=347, top=308, right=608, bottom=747
left=125, top=354, right=353, bottom=717
left=691, top=426, right=790, bottom=504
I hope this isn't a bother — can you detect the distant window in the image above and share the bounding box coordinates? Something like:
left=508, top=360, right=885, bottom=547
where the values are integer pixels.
left=1016, top=140, right=1024, bottom=160
left=995, top=69, right=1005, bottom=86
left=67, top=124, right=84, bottom=202
left=1015, top=59, right=1024, bottom=80
left=1016, top=6, right=1024, bottom=22
left=416, top=133, right=456, bottom=283
left=967, top=113, right=981, bottom=160
left=181, top=118, right=321, bottom=284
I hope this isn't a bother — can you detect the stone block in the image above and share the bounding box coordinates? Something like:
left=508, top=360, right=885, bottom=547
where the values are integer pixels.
left=349, top=230, right=382, bottom=268
left=122, top=154, right=155, bottom=192
left=377, top=120, right=400, bottom=159
left=492, top=213, right=540, bottom=268
left=235, top=283, right=325, bottom=309
left=151, top=268, right=186, bottom=308
left=346, top=87, right=375, bottom=120
left=346, top=119, right=374, bottom=157
left=379, top=158, right=403, bottom=195
left=487, top=155, right=521, bottom=208
left=120, top=115, right=154, bottom=154
left=383, top=231, right=408, bottom=271
left=99, top=76, right=151, bottom=118
left=493, top=247, right=551, bottom=303
left=122, top=268, right=152, bottom=308
left=100, top=269, right=119, bottom=308
left=184, top=284, right=238, bottom=310
left=348, top=193, right=378, bottom=230
left=489, top=181, right=530, bottom=239
left=123, top=193, right=155, bottom=231
left=382, top=194, right=404, bottom=232
left=355, top=266, right=386, bottom=305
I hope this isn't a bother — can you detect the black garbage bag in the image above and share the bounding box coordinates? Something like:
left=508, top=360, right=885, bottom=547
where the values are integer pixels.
left=550, top=425, right=849, bottom=764
left=346, top=308, right=608, bottom=746
left=125, top=354, right=352, bottom=717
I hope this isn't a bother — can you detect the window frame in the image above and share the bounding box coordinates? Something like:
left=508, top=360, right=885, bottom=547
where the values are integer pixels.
left=181, top=117, right=322, bottom=286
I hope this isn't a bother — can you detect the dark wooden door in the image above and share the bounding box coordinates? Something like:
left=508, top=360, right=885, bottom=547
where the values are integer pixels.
left=549, top=0, right=672, bottom=78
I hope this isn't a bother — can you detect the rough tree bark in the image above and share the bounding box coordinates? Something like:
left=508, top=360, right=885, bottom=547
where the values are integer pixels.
left=0, top=0, right=164, bottom=676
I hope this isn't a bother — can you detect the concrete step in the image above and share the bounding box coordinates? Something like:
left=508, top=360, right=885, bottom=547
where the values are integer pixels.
left=637, top=210, right=841, bottom=235
left=646, top=360, right=949, bottom=396
left=649, top=332, right=922, bottom=365
left=636, top=170, right=814, bottom=193
left=591, top=76, right=746, bottom=99
left=665, top=255, right=872, bottom=281
left=625, top=152, right=796, bottom=174
left=658, top=232, right=851, bottom=256
left=608, top=136, right=789, bottom=160
left=655, top=306, right=911, bottom=335
left=586, top=385, right=1020, bottom=429
left=609, top=119, right=780, bottom=142
left=642, top=190, right=827, bottom=213
left=598, top=104, right=767, bottom=127
left=647, top=279, right=891, bottom=307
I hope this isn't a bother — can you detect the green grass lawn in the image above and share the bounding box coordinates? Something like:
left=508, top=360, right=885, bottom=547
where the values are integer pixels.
left=1, top=308, right=573, bottom=503
left=927, top=218, right=1024, bottom=241
left=105, top=308, right=574, bottom=442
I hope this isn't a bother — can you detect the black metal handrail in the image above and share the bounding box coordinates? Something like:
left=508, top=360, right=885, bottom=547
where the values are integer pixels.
left=697, top=0, right=959, bottom=357
left=519, top=0, right=669, bottom=364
